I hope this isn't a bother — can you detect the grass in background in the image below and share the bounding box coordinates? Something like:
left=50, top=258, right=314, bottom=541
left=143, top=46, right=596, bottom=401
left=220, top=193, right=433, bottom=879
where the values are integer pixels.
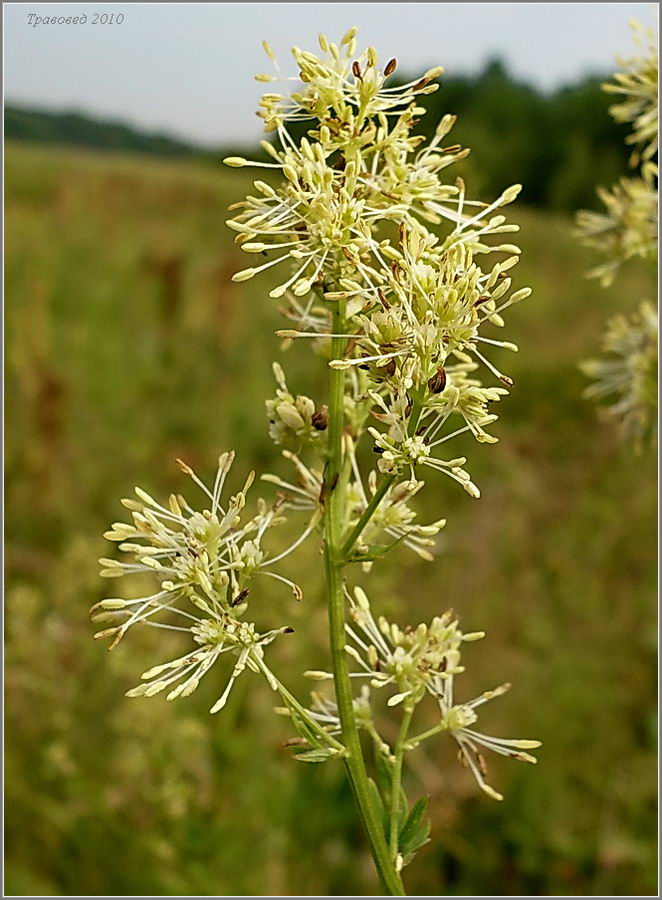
left=5, top=140, right=657, bottom=896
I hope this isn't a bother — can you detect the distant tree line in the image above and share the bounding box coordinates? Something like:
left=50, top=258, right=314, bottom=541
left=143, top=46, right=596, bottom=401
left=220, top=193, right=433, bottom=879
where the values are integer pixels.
left=5, top=58, right=638, bottom=212
left=4, top=105, right=195, bottom=158
left=418, top=59, right=633, bottom=211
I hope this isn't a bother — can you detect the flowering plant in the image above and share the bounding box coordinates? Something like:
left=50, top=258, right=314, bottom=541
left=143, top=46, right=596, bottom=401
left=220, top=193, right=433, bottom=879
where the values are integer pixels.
left=577, top=23, right=658, bottom=448
left=93, top=29, right=539, bottom=894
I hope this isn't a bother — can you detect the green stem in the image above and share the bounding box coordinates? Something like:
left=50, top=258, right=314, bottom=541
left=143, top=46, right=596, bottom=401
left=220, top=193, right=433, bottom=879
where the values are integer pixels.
left=268, top=670, right=346, bottom=753
left=341, top=473, right=396, bottom=559
left=324, top=303, right=405, bottom=896
left=389, top=706, right=415, bottom=860
left=407, top=392, right=425, bottom=436
left=406, top=721, right=447, bottom=749
left=341, top=389, right=426, bottom=561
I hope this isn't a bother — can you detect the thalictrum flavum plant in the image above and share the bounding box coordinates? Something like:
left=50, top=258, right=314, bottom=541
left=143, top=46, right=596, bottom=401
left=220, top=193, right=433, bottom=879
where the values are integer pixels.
left=94, top=29, right=540, bottom=894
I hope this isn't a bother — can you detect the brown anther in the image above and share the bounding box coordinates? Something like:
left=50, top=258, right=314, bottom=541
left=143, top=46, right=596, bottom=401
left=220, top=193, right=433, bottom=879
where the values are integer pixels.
left=312, top=408, right=328, bottom=431
left=412, top=77, right=430, bottom=90
left=377, top=288, right=390, bottom=310
left=383, top=358, right=397, bottom=378
left=352, top=61, right=362, bottom=80
left=384, top=58, right=397, bottom=77
left=231, top=589, right=250, bottom=607
left=427, top=366, right=447, bottom=394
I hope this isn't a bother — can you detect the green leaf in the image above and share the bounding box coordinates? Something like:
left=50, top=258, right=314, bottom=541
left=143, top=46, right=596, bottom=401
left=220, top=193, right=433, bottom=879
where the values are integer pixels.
left=398, top=795, right=431, bottom=860
left=366, top=777, right=388, bottom=835
left=374, top=750, right=394, bottom=801
left=397, top=786, right=409, bottom=830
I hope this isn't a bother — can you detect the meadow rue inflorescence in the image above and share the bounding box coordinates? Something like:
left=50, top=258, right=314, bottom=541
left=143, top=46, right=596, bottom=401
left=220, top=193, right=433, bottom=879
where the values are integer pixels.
left=94, top=453, right=307, bottom=711
left=604, top=21, right=658, bottom=166
left=96, top=28, right=538, bottom=894
left=577, top=23, right=658, bottom=448
left=576, top=167, right=657, bottom=287
left=303, top=586, right=539, bottom=801
left=580, top=300, right=657, bottom=449
left=226, top=29, right=531, bottom=505
left=262, top=440, right=445, bottom=569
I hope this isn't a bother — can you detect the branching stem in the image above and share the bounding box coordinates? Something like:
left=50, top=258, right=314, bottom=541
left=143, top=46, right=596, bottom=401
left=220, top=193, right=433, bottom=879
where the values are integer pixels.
left=389, top=705, right=415, bottom=860
left=341, top=473, right=395, bottom=559
left=324, top=302, right=405, bottom=896
left=341, top=390, right=425, bottom=560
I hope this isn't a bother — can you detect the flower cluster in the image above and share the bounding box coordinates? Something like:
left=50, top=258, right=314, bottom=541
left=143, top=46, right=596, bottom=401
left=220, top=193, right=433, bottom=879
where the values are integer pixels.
left=580, top=301, right=658, bottom=449
left=603, top=21, right=658, bottom=165
left=577, top=24, right=658, bottom=447
left=266, top=362, right=328, bottom=448
left=93, top=453, right=304, bottom=710
left=262, top=441, right=447, bottom=564
left=576, top=166, right=657, bottom=287
left=226, top=31, right=529, bottom=507
left=343, top=586, right=483, bottom=707
left=347, top=469, right=446, bottom=564
left=253, top=29, right=443, bottom=136
left=305, top=586, right=540, bottom=800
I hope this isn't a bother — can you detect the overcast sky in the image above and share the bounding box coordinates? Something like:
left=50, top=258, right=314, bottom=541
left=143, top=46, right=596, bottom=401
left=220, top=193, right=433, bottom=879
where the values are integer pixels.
left=4, top=2, right=658, bottom=146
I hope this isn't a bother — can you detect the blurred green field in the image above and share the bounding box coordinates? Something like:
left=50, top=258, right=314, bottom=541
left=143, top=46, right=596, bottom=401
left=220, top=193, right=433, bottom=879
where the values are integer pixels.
left=5, top=139, right=657, bottom=897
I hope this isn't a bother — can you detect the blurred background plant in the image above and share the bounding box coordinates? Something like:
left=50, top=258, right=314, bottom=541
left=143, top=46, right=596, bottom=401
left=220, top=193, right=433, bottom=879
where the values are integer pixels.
left=5, top=15, right=657, bottom=897
left=577, top=23, right=658, bottom=452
